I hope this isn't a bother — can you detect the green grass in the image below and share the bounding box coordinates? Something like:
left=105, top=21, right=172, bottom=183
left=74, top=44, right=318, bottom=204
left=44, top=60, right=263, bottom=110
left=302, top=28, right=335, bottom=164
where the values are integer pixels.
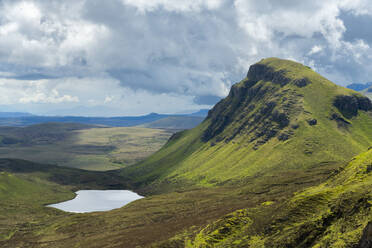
left=0, top=158, right=132, bottom=246
left=0, top=159, right=252, bottom=247
left=0, top=170, right=74, bottom=242
left=0, top=152, right=343, bottom=247
left=185, top=148, right=372, bottom=247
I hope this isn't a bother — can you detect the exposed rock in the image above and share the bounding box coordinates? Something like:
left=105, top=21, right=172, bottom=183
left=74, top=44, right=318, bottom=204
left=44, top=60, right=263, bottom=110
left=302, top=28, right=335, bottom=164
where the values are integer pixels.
left=357, top=222, right=372, bottom=248
left=247, top=64, right=291, bottom=86
left=334, top=95, right=359, bottom=117
left=168, top=131, right=185, bottom=143
left=330, top=113, right=350, bottom=128
left=272, top=111, right=290, bottom=128
left=291, top=123, right=300, bottom=129
left=357, top=95, right=372, bottom=111
left=293, top=77, right=311, bottom=87
left=333, top=95, right=372, bottom=118
left=307, top=119, right=317, bottom=126
left=278, top=131, right=293, bottom=141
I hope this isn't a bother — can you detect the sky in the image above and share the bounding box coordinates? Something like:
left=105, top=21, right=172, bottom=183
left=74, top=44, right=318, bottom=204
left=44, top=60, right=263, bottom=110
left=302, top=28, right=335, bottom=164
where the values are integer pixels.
left=0, top=0, right=372, bottom=116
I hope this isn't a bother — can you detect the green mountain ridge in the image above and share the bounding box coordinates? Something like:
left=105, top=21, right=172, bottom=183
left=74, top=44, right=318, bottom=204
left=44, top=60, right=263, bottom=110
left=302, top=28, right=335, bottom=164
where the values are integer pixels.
left=123, top=58, right=372, bottom=193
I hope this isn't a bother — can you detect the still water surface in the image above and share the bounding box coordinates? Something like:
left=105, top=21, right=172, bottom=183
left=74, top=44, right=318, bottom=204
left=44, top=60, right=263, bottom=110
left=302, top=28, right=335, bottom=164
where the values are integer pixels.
left=48, top=190, right=143, bottom=213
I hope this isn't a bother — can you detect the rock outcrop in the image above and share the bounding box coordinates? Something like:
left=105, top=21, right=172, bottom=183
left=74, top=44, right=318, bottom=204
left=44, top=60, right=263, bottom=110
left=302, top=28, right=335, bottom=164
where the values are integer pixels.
left=333, top=95, right=372, bottom=118
left=247, top=63, right=291, bottom=86
left=358, top=222, right=372, bottom=248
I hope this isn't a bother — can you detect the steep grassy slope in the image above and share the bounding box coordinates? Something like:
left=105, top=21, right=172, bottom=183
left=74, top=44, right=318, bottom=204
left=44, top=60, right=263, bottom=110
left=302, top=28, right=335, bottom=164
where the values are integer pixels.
left=187, top=148, right=372, bottom=248
left=122, top=58, right=372, bottom=192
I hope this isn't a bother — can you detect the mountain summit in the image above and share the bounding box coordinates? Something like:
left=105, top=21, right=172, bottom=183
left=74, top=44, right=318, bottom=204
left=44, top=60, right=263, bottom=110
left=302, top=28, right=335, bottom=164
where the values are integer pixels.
left=123, top=58, right=372, bottom=192
left=204, top=58, right=371, bottom=146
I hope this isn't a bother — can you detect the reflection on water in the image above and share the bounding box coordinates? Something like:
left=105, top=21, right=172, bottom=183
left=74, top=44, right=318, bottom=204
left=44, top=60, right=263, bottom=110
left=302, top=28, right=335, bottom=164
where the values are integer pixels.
left=48, top=190, right=143, bottom=213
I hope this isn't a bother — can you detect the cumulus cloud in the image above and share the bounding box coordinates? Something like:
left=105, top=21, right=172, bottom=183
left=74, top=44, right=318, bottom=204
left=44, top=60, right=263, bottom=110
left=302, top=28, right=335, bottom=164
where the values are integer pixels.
left=0, top=79, right=79, bottom=104
left=104, top=96, right=114, bottom=104
left=19, top=89, right=79, bottom=104
left=0, top=0, right=372, bottom=115
left=308, top=45, right=323, bottom=55
left=121, top=0, right=224, bottom=12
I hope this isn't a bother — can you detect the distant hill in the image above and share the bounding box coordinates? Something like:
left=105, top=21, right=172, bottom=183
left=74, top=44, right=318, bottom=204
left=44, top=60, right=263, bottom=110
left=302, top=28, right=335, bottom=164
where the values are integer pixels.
left=140, top=116, right=204, bottom=130
left=188, top=109, right=209, bottom=117
left=0, top=111, right=207, bottom=129
left=362, top=86, right=372, bottom=100
left=0, top=113, right=167, bottom=127
left=0, top=122, right=99, bottom=146
left=0, top=112, right=33, bottom=118
left=346, top=82, right=372, bottom=100
left=347, top=82, right=372, bottom=91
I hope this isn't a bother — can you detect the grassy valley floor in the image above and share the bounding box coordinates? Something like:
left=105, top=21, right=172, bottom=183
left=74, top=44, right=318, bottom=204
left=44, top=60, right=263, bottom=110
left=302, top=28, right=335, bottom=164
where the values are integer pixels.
left=0, top=156, right=344, bottom=247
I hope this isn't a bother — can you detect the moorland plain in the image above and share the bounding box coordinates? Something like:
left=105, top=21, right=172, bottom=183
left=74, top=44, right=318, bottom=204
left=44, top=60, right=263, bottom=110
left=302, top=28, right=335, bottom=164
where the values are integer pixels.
left=0, top=123, right=172, bottom=171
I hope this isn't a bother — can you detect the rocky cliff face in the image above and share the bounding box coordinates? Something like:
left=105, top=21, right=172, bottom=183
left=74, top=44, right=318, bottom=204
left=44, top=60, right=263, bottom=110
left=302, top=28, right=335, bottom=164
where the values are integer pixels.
left=202, top=61, right=309, bottom=148
left=246, top=63, right=291, bottom=86
left=358, top=222, right=372, bottom=248
left=333, top=95, right=372, bottom=118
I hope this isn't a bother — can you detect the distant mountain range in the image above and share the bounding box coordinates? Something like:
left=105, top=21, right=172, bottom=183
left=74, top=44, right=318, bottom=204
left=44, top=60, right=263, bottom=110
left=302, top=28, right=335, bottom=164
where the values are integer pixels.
left=347, top=82, right=372, bottom=100
left=0, top=110, right=209, bottom=129
left=347, top=82, right=372, bottom=91
left=0, top=112, right=34, bottom=118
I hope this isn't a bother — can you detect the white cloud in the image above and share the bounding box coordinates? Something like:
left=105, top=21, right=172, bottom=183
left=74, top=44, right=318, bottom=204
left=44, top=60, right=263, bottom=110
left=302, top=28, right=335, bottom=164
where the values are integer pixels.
left=0, top=79, right=79, bottom=104
left=308, top=45, right=323, bottom=55
left=0, top=0, right=371, bottom=115
left=19, top=88, right=79, bottom=104
left=104, top=96, right=114, bottom=104
left=120, top=0, right=224, bottom=12
left=0, top=0, right=109, bottom=67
